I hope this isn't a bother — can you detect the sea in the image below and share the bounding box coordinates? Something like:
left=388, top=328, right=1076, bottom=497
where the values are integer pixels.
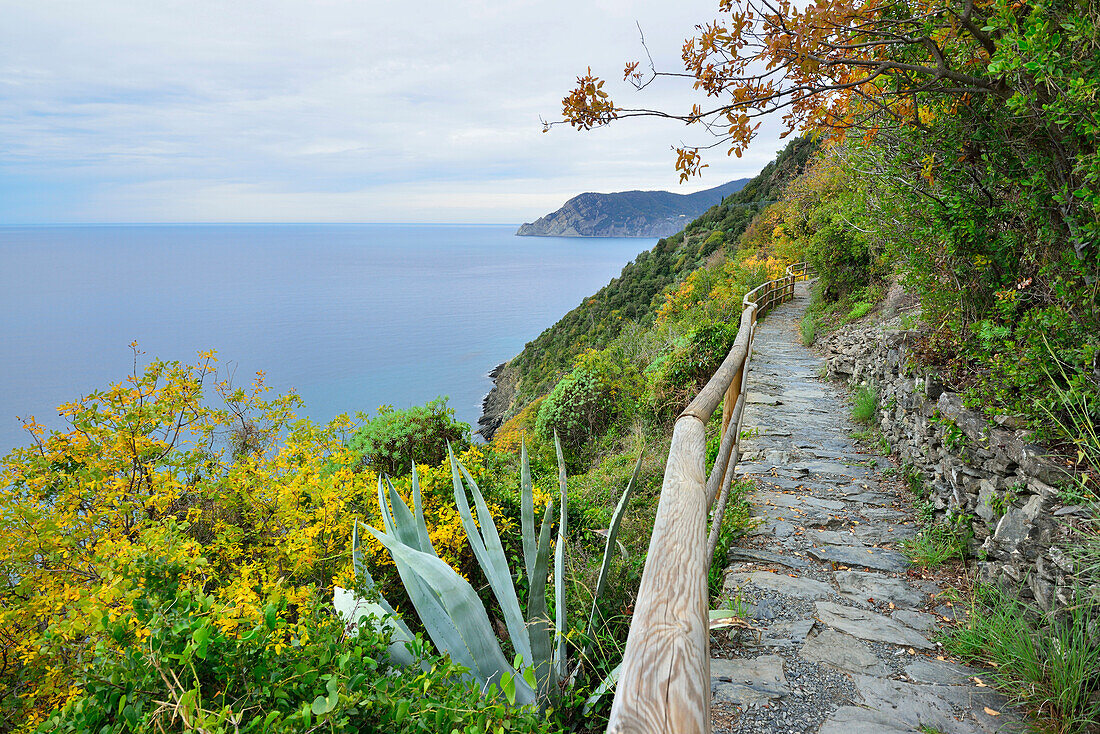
left=0, top=224, right=653, bottom=454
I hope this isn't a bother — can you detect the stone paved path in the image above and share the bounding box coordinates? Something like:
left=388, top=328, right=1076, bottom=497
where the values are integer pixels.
left=710, top=282, right=1025, bottom=734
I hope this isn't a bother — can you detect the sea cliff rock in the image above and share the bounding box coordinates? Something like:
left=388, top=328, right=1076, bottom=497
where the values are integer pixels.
left=477, top=361, right=520, bottom=441
left=517, top=179, right=749, bottom=238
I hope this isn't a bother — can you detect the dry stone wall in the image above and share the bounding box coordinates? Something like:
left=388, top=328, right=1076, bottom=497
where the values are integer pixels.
left=820, top=319, right=1090, bottom=612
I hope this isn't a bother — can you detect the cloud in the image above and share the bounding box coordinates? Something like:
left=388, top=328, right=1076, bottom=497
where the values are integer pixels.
left=0, top=0, right=792, bottom=223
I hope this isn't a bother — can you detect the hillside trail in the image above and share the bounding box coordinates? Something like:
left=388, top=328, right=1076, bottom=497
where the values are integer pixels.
left=709, top=281, right=1026, bottom=734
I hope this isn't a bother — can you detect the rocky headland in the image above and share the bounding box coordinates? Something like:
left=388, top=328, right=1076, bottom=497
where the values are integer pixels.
left=517, top=178, right=749, bottom=237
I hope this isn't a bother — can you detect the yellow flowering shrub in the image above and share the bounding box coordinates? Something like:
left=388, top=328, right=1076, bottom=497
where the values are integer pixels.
left=0, top=349, right=512, bottom=731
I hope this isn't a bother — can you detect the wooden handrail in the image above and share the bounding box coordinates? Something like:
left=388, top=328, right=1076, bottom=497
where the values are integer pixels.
left=606, top=262, right=812, bottom=733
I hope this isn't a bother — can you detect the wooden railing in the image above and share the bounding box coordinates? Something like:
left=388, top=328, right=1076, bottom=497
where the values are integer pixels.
left=606, top=262, right=812, bottom=733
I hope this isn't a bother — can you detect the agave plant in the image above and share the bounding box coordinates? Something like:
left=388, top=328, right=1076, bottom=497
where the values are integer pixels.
left=334, top=435, right=641, bottom=709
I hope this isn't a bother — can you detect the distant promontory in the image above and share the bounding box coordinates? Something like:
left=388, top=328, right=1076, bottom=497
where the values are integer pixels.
left=516, top=178, right=751, bottom=238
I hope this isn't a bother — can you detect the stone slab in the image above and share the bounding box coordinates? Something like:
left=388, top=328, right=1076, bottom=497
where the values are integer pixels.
left=892, top=610, right=940, bottom=632
left=809, top=529, right=862, bottom=546
left=727, top=547, right=810, bottom=569
left=711, top=654, right=790, bottom=706
left=743, top=618, right=815, bottom=649
left=854, top=523, right=919, bottom=545
left=905, top=658, right=981, bottom=685
left=818, top=706, right=913, bottom=734
left=834, top=570, right=927, bottom=607
left=726, top=571, right=835, bottom=600
left=809, top=544, right=910, bottom=572
left=815, top=601, right=934, bottom=649
left=800, top=628, right=888, bottom=675
left=849, top=674, right=987, bottom=734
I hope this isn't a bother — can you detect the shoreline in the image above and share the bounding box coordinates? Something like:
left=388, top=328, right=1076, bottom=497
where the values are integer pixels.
left=476, top=360, right=517, bottom=441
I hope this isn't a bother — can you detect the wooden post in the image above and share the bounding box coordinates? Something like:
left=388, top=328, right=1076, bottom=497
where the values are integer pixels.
left=607, top=417, right=710, bottom=734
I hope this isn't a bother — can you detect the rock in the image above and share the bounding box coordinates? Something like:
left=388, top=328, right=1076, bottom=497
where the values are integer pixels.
left=853, top=523, right=919, bottom=545
left=815, top=602, right=934, bottom=649
left=848, top=674, right=982, bottom=734
left=861, top=507, right=909, bottom=522
left=992, top=495, right=1043, bottom=553
left=891, top=610, right=939, bottom=632
left=818, top=706, right=914, bottom=734
left=726, top=547, right=809, bottom=569
left=711, top=654, right=790, bottom=706
left=904, top=658, right=980, bottom=685
left=801, top=495, right=848, bottom=510
left=809, top=545, right=910, bottom=573
left=800, top=628, right=888, bottom=675
left=808, top=529, right=862, bottom=546
left=744, top=619, right=815, bottom=649
left=726, top=571, right=835, bottom=600
left=975, top=479, right=997, bottom=523
left=834, top=570, right=927, bottom=607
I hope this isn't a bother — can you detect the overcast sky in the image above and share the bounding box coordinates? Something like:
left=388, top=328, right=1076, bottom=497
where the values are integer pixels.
left=0, top=1, right=790, bottom=224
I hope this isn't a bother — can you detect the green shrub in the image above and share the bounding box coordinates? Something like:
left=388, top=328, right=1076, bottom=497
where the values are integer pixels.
left=41, top=559, right=551, bottom=734
left=350, top=397, right=469, bottom=476
left=851, top=385, right=878, bottom=424
left=535, top=349, right=642, bottom=466
left=647, top=323, right=739, bottom=423
left=698, top=230, right=725, bottom=259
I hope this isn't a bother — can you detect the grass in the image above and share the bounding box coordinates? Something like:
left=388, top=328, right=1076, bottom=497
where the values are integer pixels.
left=851, top=384, right=879, bottom=423
left=799, top=311, right=816, bottom=345
left=901, top=518, right=970, bottom=567
left=851, top=426, right=890, bottom=455
left=943, top=585, right=1100, bottom=734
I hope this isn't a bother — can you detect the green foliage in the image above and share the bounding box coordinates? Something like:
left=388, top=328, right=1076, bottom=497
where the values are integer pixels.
left=844, top=302, right=872, bottom=322
left=943, top=585, right=1100, bottom=734
left=647, top=322, right=739, bottom=423
left=535, top=348, right=642, bottom=466
left=40, top=557, right=550, bottom=734
left=850, top=385, right=879, bottom=424
left=350, top=397, right=469, bottom=476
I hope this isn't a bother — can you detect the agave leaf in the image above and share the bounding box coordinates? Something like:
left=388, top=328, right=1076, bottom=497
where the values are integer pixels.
left=367, top=512, right=481, bottom=676
left=520, top=439, right=536, bottom=583
left=351, top=521, right=404, bottom=622
left=376, top=475, right=398, bottom=535
left=332, top=586, right=415, bottom=667
left=527, top=497, right=555, bottom=700
left=585, top=450, right=643, bottom=641
left=382, top=476, right=425, bottom=551
left=364, top=525, right=535, bottom=705
left=583, top=662, right=622, bottom=715
left=552, top=432, right=568, bottom=681
left=454, top=455, right=534, bottom=669
left=410, top=462, right=436, bottom=556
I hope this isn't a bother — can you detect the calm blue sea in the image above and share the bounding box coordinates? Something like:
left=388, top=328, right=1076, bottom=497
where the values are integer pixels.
left=0, top=224, right=653, bottom=454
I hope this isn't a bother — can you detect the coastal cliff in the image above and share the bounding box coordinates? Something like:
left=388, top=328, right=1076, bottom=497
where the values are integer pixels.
left=517, top=179, right=749, bottom=238
left=477, top=361, right=520, bottom=440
